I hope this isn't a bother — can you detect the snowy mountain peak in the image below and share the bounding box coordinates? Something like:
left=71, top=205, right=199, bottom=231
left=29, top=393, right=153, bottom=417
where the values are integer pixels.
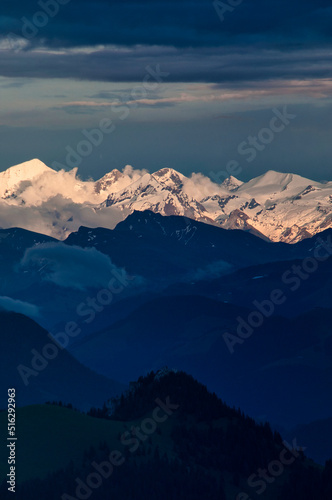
left=0, top=159, right=332, bottom=243
left=1, top=159, right=53, bottom=182
left=0, top=159, right=54, bottom=198
left=152, top=167, right=185, bottom=187
left=99, top=168, right=123, bottom=181
left=221, top=175, right=243, bottom=191
left=258, top=170, right=293, bottom=183
left=239, top=170, right=293, bottom=190
left=94, top=169, right=125, bottom=194
left=239, top=170, right=315, bottom=193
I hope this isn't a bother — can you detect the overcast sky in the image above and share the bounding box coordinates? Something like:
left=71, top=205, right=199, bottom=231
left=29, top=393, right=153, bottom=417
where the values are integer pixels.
left=0, top=0, right=332, bottom=181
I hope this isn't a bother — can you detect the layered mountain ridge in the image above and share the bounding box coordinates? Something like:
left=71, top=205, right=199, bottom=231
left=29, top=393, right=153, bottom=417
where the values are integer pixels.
left=1, top=158, right=332, bottom=242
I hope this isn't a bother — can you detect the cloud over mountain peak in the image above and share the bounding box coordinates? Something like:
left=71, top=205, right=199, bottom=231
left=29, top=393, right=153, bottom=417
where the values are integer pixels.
left=0, top=159, right=332, bottom=243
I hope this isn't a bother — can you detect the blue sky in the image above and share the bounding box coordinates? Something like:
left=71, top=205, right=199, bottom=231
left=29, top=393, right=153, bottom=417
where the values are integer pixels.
left=0, top=0, right=332, bottom=181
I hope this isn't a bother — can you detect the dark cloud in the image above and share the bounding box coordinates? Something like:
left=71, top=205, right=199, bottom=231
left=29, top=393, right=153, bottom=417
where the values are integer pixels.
left=0, top=1, right=331, bottom=183
left=86, top=90, right=137, bottom=99
left=0, top=45, right=331, bottom=83
left=1, top=0, right=332, bottom=50
left=0, top=1, right=331, bottom=84
left=0, top=80, right=26, bottom=88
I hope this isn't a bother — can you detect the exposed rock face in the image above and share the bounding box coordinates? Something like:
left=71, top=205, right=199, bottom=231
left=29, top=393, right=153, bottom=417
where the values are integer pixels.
left=1, top=160, right=332, bottom=243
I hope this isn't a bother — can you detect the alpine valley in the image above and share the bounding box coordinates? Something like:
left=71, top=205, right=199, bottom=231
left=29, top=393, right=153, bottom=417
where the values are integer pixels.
left=1, top=159, right=332, bottom=499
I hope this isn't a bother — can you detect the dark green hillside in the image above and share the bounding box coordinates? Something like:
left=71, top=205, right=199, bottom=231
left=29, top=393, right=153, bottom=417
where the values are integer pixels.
left=1, top=370, right=331, bottom=499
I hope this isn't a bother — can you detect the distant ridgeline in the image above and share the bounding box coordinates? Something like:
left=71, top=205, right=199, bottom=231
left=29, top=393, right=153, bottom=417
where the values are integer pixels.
left=0, top=159, right=332, bottom=242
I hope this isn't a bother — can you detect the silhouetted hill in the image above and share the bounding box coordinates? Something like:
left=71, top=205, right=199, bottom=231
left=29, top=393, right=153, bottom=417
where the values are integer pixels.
left=1, top=370, right=331, bottom=500
left=70, top=295, right=332, bottom=431
left=0, top=311, right=125, bottom=411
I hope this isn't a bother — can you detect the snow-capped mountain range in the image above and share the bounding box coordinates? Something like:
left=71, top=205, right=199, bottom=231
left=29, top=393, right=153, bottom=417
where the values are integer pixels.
left=1, top=158, right=332, bottom=242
